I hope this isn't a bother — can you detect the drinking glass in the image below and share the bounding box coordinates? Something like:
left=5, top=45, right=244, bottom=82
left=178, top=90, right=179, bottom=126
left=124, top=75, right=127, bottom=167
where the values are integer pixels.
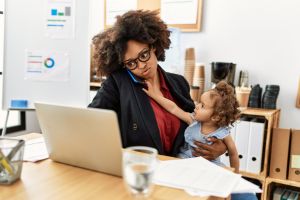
left=123, top=146, right=158, bottom=199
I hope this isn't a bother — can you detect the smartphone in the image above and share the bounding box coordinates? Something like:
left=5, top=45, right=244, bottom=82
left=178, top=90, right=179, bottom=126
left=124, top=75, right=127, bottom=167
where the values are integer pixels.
left=126, top=69, right=147, bottom=87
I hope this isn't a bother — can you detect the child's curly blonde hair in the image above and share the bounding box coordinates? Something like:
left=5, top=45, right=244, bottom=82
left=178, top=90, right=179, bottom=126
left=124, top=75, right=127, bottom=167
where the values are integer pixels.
left=210, top=81, right=240, bottom=127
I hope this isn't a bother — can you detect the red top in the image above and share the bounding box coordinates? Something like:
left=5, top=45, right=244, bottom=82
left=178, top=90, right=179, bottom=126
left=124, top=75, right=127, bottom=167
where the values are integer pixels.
left=149, top=69, right=181, bottom=154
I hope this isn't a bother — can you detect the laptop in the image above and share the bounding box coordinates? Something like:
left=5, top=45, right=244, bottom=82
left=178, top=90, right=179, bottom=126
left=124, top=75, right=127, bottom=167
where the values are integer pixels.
left=35, top=102, right=123, bottom=177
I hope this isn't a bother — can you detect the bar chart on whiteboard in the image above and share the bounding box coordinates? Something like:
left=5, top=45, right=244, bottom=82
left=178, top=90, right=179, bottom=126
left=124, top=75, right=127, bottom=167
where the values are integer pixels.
left=44, top=0, right=75, bottom=39
left=3, top=0, right=90, bottom=109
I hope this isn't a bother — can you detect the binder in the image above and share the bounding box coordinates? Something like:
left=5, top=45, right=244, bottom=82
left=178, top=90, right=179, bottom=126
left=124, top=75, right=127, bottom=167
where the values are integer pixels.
left=272, top=187, right=284, bottom=200
left=246, top=119, right=265, bottom=174
left=269, top=128, right=290, bottom=179
left=282, top=190, right=291, bottom=200
left=288, top=129, right=300, bottom=182
left=235, top=120, right=251, bottom=171
left=287, top=191, right=300, bottom=200
left=280, top=189, right=291, bottom=200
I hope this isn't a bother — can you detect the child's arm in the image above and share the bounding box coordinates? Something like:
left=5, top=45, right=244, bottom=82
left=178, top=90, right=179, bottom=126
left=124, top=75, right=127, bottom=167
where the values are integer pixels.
left=223, top=135, right=239, bottom=173
left=143, top=81, right=194, bottom=125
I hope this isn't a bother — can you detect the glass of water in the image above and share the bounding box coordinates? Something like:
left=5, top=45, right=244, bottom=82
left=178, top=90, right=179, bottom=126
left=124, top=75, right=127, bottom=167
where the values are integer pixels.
left=123, top=146, right=158, bottom=199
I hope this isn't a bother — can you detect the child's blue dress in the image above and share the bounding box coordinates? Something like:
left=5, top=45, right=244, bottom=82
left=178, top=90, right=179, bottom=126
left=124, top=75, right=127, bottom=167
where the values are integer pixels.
left=178, top=121, right=230, bottom=166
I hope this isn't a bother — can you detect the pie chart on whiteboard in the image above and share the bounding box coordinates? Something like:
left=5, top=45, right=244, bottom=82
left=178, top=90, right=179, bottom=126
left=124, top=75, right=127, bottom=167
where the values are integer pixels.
left=44, top=57, right=55, bottom=68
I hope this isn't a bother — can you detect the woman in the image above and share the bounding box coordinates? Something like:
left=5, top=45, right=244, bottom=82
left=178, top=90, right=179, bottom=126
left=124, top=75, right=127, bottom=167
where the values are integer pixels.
left=89, top=10, right=226, bottom=158
left=89, top=10, right=258, bottom=200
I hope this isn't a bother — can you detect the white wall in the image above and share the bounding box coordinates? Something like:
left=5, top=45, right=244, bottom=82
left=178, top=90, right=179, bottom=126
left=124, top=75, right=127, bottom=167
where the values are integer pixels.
left=86, top=0, right=300, bottom=128
left=89, top=0, right=104, bottom=41
left=6, top=0, right=300, bottom=134
left=180, top=0, right=300, bottom=128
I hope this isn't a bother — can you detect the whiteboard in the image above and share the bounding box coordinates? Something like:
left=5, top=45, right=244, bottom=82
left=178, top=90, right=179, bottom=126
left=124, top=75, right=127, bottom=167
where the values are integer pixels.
left=0, top=0, right=3, bottom=72
left=2, top=0, right=90, bottom=109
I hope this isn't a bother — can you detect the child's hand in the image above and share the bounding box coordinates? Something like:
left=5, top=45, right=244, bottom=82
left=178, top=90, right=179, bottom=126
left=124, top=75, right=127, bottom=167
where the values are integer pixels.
left=142, top=81, right=156, bottom=98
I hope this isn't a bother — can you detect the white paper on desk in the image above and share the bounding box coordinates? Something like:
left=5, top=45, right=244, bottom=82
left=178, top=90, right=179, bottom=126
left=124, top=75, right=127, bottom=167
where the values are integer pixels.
left=231, top=178, right=262, bottom=194
left=23, top=137, right=49, bottom=162
left=186, top=177, right=262, bottom=197
left=153, top=157, right=241, bottom=198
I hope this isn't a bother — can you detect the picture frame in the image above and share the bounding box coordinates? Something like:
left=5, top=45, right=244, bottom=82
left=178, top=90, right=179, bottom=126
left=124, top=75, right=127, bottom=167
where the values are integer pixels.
left=104, top=0, right=203, bottom=32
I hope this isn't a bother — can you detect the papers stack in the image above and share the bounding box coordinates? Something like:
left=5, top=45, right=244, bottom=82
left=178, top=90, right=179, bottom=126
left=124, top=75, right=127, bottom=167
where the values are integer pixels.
left=14, top=133, right=49, bottom=162
left=154, top=157, right=261, bottom=198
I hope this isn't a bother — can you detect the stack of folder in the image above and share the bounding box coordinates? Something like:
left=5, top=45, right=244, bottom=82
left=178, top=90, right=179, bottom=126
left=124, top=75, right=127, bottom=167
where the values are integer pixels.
left=289, top=130, right=300, bottom=182
left=269, top=128, right=290, bottom=179
left=270, top=128, right=300, bottom=181
left=272, top=187, right=299, bottom=200
left=221, top=117, right=266, bottom=174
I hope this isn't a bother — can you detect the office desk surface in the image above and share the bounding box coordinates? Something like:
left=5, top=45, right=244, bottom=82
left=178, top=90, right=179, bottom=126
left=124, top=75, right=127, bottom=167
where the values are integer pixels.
left=0, top=158, right=225, bottom=200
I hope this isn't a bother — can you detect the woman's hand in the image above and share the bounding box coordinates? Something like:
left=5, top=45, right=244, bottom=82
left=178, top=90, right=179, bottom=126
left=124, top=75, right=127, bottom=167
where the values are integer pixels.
left=192, top=137, right=227, bottom=160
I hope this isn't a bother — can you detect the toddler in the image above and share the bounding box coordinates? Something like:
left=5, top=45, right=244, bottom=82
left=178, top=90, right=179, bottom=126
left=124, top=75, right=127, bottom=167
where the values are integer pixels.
left=143, top=80, right=240, bottom=172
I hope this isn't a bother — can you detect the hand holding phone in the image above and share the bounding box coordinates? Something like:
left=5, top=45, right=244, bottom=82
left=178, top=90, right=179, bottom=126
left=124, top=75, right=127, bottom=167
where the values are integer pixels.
left=126, top=69, right=147, bottom=87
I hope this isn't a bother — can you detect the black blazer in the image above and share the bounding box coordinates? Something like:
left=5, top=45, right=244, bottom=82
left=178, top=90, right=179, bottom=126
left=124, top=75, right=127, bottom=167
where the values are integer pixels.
left=88, top=67, right=195, bottom=156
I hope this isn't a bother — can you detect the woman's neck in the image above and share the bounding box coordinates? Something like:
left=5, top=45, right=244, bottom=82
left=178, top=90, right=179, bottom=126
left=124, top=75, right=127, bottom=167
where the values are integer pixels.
left=147, top=68, right=160, bottom=88
left=200, top=121, right=219, bottom=135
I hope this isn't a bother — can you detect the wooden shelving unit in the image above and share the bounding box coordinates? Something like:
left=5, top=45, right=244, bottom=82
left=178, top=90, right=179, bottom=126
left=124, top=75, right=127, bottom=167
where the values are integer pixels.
left=238, top=108, right=281, bottom=200
left=90, top=43, right=105, bottom=90
left=264, top=177, right=300, bottom=200
left=241, top=108, right=280, bottom=176
left=266, top=178, right=300, bottom=190
left=90, top=81, right=101, bottom=88
left=239, top=108, right=300, bottom=200
left=240, top=171, right=265, bottom=182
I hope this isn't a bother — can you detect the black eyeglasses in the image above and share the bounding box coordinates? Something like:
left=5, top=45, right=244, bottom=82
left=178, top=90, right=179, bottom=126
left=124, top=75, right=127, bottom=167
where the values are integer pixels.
left=123, top=47, right=152, bottom=70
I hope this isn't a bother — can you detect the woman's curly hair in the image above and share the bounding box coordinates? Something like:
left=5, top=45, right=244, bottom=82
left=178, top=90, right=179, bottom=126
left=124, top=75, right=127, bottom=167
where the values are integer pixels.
left=92, top=10, right=171, bottom=75
left=210, top=81, right=241, bottom=127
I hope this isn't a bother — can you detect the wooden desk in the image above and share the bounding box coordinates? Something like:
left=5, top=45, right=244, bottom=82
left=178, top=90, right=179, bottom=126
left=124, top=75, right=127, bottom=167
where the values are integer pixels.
left=0, top=159, right=225, bottom=200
